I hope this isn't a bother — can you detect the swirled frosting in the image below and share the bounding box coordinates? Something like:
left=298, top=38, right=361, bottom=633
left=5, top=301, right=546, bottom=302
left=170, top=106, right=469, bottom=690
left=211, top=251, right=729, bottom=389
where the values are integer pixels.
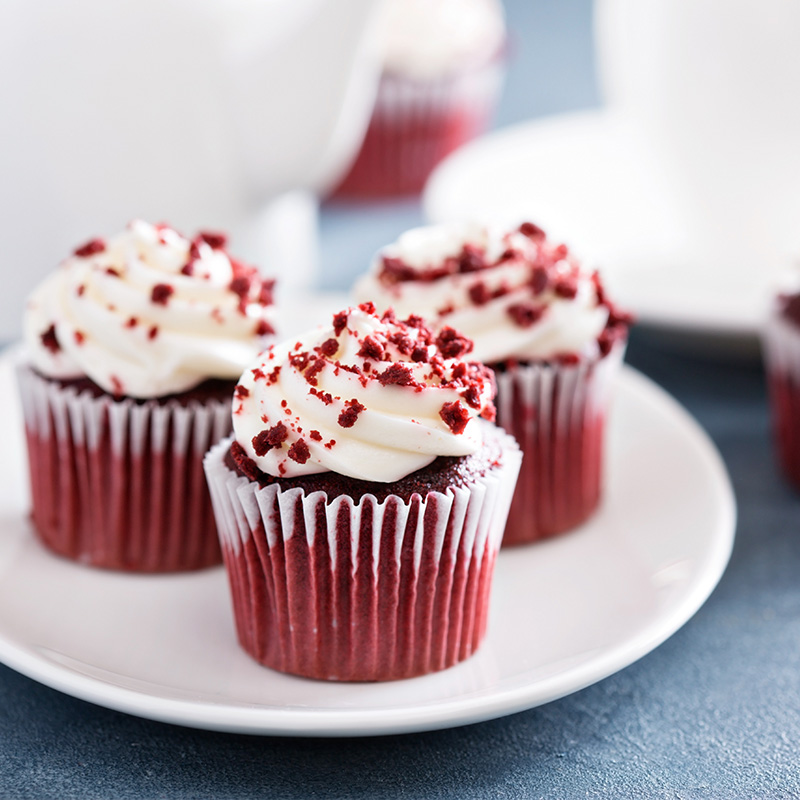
left=24, top=220, right=277, bottom=398
left=354, top=221, right=630, bottom=364
left=381, top=0, right=505, bottom=79
left=231, top=303, right=496, bottom=482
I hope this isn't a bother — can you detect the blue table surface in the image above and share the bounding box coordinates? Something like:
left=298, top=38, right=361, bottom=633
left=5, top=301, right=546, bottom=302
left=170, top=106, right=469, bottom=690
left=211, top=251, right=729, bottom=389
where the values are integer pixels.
left=5, top=2, right=800, bottom=798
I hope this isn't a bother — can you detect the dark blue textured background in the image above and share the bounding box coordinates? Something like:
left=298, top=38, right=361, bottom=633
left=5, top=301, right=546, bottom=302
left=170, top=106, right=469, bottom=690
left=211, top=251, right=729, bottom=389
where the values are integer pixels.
left=5, top=1, right=800, bottom=797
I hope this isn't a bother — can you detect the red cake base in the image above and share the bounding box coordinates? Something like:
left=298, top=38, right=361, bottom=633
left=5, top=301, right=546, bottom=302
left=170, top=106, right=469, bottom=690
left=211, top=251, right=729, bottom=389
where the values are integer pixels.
left=494, top=345, right=624, bottom=546
left=18, top=365, right=232, bottom=572
left=331, top=60, right=503, bottom=199
left=204, top=425, right=520, bottom=681
left=767, top=370, right=800, bottom=489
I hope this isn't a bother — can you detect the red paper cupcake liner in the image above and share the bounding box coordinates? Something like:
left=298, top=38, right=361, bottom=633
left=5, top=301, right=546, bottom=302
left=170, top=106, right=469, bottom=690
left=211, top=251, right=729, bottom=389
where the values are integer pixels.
left=494, top=343, right=625, bottom=546
left=17, top=364, right=231, bottom=571
left=762, top=314, right=800, bottom=488
left=203, top=425, right=520, bottom=681
left=331, top=58, right=504, bottom=198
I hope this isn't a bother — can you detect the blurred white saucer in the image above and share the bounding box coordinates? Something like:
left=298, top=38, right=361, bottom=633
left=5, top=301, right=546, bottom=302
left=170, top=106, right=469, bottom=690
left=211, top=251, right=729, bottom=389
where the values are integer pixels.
left=423, top=110, right=782, bottom=345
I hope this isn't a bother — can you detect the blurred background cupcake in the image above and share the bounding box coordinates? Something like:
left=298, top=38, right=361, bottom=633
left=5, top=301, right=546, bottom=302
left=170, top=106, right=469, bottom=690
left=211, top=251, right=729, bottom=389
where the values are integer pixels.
left=356, top=221, right=632, bottom=545
left=330, top=0, right=507, bottom=199
left=762, top=284, right=800, bottom=490
left=18, top=220, right=277, bottom=572
left=204, top=303, right=520, bottom=681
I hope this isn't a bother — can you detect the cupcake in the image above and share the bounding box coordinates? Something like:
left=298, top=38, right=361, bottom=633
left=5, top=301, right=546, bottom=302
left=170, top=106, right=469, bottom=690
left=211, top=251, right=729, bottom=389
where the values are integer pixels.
left=355, top=221, right=632, bottom=545
left=203, top=303, right=520, bottom=681
left=762, top=289, right=800, bottom=488
left=331, top=0, right=506, bottom=198
left=18, top=220, right=277, bottom=571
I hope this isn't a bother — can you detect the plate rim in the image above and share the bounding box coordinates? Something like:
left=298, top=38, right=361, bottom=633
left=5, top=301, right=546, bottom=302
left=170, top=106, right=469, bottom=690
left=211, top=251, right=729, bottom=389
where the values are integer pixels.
left=422, top=108, right=767, bottom=339
left=0, top=361, right=736, bottom=737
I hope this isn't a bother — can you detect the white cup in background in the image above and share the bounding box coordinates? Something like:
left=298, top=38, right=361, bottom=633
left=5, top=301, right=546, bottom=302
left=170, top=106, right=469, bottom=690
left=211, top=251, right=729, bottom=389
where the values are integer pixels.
left=595, top=0, right=800, bottom=277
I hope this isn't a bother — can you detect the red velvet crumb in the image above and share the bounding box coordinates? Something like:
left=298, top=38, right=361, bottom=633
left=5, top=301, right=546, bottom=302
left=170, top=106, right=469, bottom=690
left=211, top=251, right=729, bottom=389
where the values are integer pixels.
left=198, top=230, right=227, bottom=249
left=357, top=335, right=384, bottom=360
left=255, top=319, right=275, bottom=336
left=519, top=222, right=545, bottom=240
left=377, top=363, right=415, bottom=386
left=309, top=430, right=323, bottom=441
left=151, top=283, right=174, bottom=305
left=333, top=310, right=349, bottom=336
left=252, top=422, right=289, bottom=456
left=439, top=401, right=470, bottom=435
left=73, top=238, right=106, bottom=258
left=318, top=337, right=339, bottom=357
left=74, top=331, right=85, bottom=345
left=435, top=327, right=473, bottom=359
left=287, top=439, right=311, bottom=464
left=508, top=302, right=546, bottom=328
left=148, top=325, right=159, bottom=340
left=235, top=385, right=249, bottom=399
left=40, top=324, right=60, bottom=354
left=338, top=399, right=366, bottom=428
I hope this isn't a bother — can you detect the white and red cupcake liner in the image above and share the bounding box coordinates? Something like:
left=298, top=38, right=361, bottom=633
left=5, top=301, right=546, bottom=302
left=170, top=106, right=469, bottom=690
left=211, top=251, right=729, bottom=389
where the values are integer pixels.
left=203, top=425, right=520, bottom=682
left=331, top=57, right=504, bottom=198
left=762, top=312, right=800, bottom=488
left=494, top=342, right=625, bottom=546
left=17, top=364, right=231, bottom=571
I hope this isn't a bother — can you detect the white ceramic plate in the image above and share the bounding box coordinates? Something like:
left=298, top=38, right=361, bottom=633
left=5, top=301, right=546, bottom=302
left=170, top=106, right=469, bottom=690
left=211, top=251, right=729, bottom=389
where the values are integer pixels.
left=0, top=353, right=735, bottom=737
left=423, top=110, right=781, bottom=339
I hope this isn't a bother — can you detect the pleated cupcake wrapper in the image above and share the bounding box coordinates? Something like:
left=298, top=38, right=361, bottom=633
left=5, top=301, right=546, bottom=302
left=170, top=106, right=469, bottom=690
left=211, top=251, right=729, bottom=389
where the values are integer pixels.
left=761, top=313, right=800, bottom=487
left=203, top=427, right=521, bottom=681
left=17, top=364, right=231, bottom=571
left=332, top=57, right=504, bottom=197
left=494, top=342, right=626, bottom=545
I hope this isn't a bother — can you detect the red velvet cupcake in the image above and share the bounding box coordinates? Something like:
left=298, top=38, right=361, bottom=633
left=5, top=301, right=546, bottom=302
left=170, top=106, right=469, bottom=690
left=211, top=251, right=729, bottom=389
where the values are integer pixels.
left=763, top=291, right=800, bottom=488
left=331, top=0, right=505, bottom=198
left=356, top=221, right=632, bottom=545
left=18, top=220, right=276, bottom=571
left=203, top=304, right=520, bottom=681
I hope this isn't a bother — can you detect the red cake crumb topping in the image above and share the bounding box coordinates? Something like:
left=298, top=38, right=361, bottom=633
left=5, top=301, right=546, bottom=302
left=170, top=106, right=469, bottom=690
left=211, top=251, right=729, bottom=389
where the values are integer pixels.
left=358, top=335, right=385, bottom=360
left=148, top=325, right=159, bottom=340
left=318, top=338, right=339, bottom=357
left=439, top=401, right=471, bottom=435
left=287, top=439, right=311, bottom=464
left=255, top=319, right=275, bottom=337
left=73, top=238, right=106, bottom=258
left=253, top=422, right=289, bottom=455
left=519, top=221, right=545, bottom=240
left=333, top=310, right=349, bottom=336
left=151, top=283, right=174, bottom=305
left=235, top=385, right=249, bottom=399
left=76, top=284, right=86, bottom=296
left=435, top=327, right=473, bottom=359
left=338, top=399, right=366, bottom=428
left=125, top=317, right=138, bottom=328
left=310, top=430, right=323, bottom=441
left=508, top=302, right=546, bottom=328
left=41, top=324, right=60, bottom=354
left=74, top=331, right=85, bottom=345
left=197, top=231, right=227, bottom=249
left=378, top=363, right=416, bottom=386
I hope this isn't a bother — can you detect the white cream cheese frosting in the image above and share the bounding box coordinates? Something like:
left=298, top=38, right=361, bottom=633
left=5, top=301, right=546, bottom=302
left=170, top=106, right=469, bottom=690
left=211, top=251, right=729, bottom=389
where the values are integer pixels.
left=24, top=220, right=277, bottom=398
left=231, top=303, right=496, bottom=482
left=380, top=0, right=505, bottom=80
left=354, top=221, right=623, bottom=365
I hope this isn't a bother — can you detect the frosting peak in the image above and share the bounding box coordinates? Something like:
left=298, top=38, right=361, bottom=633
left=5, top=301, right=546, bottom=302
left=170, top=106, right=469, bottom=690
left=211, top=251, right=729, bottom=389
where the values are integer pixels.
left=355, top=221, right=631, bottom=364
left=24, top=220, right=277, bottom=398
left=232, top=304, right=496, bottom=482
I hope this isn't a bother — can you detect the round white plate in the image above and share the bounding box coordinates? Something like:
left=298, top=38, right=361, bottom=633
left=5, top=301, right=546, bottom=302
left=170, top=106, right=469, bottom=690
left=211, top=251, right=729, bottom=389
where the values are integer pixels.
left=423, top=110, right=780, bottom=339
left=0, top=354, right=735, bottom=737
